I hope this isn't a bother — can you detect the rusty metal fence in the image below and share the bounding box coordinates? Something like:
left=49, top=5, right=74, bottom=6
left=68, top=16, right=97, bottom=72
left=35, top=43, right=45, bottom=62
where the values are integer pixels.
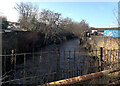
left=89, top=47, right=120, bottom=70
left=1, top=47, right=120, bottom=85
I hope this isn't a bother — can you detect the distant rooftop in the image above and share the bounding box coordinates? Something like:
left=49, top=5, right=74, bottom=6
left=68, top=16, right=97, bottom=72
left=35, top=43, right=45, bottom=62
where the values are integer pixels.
left=90, top=27, right=120, bottom=32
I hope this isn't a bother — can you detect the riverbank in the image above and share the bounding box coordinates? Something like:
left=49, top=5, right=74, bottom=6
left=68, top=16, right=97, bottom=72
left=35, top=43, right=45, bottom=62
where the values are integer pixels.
left=81, top=36, right=120, bottom=62
left=2, top=31, right=76, bottom=54
left=2, top=31, right=77, bottom=75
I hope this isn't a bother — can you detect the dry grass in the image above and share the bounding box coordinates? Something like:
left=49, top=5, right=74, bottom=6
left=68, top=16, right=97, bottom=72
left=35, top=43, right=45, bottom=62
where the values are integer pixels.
left=92, top=36, right=119, bottom=50
left=81, top=36, right=120, bottom=85
left=82, top=36, right=120, bottom=62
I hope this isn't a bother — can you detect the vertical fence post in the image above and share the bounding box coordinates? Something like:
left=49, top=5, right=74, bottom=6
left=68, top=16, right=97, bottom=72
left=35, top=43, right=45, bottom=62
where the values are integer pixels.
left=68, top=50, right=71, bottom=78
left=23, top=53, right=26, bottom=85
left=9, top=49, right=14, bottom=85
left=99, top=47, right=103, bottom=71
left=14, top=49, right=16, bottom=79
left=32, top=48, right=34, bottom=83
left=74, top=49, right=75, bottom=70
left=56, top=49, right=60, bottom=80
left=11, top=50, right=14, bottom=68
left=95, top=49, right=99, bottom=72
left=73, top=49, right=75, bottom=77
left=4, top=50, right=6, bottom=79
left=39, top=48, right=42, bottom=85
left=33, top=48, right=34, bottom=65
left=11, top=50, right=14, bottom=75
left=63, top=49, right=65, bottom=78
left=69, top=50, right=70, bottom=70
left=47, top=51, right=50, bottom=83
left=79, top=38, right=82, bottom=45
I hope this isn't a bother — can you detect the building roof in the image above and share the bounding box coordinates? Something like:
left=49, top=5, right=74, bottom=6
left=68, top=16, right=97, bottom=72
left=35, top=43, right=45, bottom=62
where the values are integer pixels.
left=90, top=27, right=120, bottom=32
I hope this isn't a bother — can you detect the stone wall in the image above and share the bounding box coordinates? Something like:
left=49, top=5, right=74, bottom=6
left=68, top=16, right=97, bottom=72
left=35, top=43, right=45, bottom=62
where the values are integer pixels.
left=82, top=36, right=120, bottom=62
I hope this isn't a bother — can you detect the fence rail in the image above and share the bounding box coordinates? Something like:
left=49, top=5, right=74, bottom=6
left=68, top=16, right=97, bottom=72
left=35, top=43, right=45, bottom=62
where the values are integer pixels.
left=1, top=47, right=120, bottom=85
left=41, top=66, right=120, bottom=86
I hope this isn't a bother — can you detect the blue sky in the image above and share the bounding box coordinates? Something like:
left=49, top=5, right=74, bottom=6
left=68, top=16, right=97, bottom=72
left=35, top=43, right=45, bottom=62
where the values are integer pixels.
left=0, top=1, right=118, bottom=28
left=34, top=2, right=118, bottom=28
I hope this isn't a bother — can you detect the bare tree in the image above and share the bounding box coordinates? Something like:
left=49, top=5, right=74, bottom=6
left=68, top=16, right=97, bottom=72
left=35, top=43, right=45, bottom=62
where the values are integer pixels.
left=60, top=18, right=89, bottom=38
left=38, top=9, right=62, bottom=44
left=15, top=2, right=89, bottom=44
left=14, top=2, right=38, bottom=30
left=79, top=20, right=89, bottom=37
left=60, top=17, right=72, bottom=29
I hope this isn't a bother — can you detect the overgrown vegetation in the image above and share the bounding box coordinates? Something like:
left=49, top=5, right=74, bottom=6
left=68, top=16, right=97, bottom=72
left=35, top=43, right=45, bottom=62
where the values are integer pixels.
left=14, top=2, right=89, bottom=45
left=83, top=36, right=120, bottom=63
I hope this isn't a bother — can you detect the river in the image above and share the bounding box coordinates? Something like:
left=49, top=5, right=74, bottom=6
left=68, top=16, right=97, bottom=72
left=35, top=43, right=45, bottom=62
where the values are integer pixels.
left=13, top=38, right=93, bottom=84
